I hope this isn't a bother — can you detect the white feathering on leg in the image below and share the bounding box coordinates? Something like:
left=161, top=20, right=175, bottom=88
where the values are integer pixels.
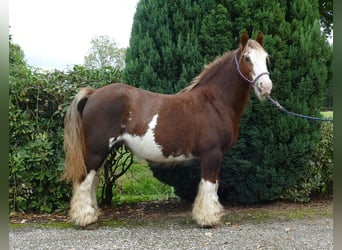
left=69, top=170, right=100, bottom=227
left=192, top=179, right=224, bottom=227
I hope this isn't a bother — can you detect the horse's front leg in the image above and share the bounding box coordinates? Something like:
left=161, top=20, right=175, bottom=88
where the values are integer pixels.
left=192, top=149, right=224, bottom=227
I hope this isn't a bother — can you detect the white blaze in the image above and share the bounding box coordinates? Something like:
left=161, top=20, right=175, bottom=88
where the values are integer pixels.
left=249, top=48, right=272, bottom=99
left=249, top=49, right=269, bottom=80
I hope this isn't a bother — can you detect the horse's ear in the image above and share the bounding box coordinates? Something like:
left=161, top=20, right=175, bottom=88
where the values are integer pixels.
left=240, top=32, right=249, bottom=48
left=256, top=31, right=264, bottom=46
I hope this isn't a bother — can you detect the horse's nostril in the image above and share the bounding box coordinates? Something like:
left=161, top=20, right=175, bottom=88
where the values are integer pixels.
left=257, top=83, right=263, bottom=93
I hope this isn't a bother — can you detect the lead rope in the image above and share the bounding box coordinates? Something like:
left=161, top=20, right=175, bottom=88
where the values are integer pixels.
left=267, top=95, right=333, bottom=122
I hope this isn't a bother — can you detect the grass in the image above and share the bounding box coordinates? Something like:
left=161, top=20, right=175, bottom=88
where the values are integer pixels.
left=10, top=222, right=75, bottom=230
left=110, top=162, right=177, bottom=205
left=321, top=111, right=333, bottom=118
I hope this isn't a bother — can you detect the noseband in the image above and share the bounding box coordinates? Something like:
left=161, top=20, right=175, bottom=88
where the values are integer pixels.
left=234, top=51, right=269, bottom=85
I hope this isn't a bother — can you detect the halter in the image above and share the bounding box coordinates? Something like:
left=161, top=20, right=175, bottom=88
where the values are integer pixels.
left=234, top=51, right=270, bottom=85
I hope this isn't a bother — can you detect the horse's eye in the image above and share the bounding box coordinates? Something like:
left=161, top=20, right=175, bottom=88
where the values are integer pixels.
left=245, top=56, right=251, bottom=62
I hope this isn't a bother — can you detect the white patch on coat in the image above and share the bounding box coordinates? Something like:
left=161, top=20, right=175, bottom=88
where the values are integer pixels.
left=192, top=179, right=224, bottom=227
left=118, top=114, right=193, bottom=162
left=69, top=170, right=100, bottom=227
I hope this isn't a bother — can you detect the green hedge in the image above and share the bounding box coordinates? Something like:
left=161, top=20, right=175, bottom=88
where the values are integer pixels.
left=9, top=63, right=121, bottom=213
left=280, top=122, right=333, bottom=202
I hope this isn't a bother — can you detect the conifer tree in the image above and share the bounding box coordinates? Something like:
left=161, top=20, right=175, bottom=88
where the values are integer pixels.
left=124, top=0, right=215, bottom=93
left=124, top=0, right=331, bottom=204
left=199, top=4, right=232, bottom=61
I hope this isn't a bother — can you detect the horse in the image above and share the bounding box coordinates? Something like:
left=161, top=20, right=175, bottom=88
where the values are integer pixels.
left=63, top=31, right=272, bottom=228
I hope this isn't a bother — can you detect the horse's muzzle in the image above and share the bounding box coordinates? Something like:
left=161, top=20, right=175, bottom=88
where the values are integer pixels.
left=259, top=81, right=272, bottom=96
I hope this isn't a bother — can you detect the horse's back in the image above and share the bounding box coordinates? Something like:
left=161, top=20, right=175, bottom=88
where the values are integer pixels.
left=81, top=83, right=163, bottom=145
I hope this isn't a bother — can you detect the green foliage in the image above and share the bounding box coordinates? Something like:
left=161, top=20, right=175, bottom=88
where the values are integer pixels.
left=9, top=37, right=122, bottom=213
left=318, top=0, right=333, bottom=36
left=199, top=4, right=232, bottom=61
left=126, top=0, right=332, bottom=204
left=124, top=0, right=216, bottom=93
left=281, top=122, right=333, bottom=202
left=84, top=35, right=126, bottom=70
left=323, top=46, right=333, bottom=110
left=112, top=162, right=176, bottom=205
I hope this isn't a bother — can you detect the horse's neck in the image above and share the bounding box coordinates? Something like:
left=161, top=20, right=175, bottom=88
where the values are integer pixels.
left=201, top=57, right=252, bottom=120
left=226, top=79, right=252, bottom=118
left=179, top=51, right=251, bottom=121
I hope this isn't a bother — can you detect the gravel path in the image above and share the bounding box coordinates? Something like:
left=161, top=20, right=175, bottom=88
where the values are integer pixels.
left=9, top=217, right=332, bottom=250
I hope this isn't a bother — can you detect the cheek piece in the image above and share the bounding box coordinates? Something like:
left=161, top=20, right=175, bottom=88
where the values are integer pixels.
left=234, top=51, right=270, bottom=85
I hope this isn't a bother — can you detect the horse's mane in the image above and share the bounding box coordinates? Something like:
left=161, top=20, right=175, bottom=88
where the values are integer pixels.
left=178, top=52, right=232, bottom=93
left=179, top=39, right=263, bottom=93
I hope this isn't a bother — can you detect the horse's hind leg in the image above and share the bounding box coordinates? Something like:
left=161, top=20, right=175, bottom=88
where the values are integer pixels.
left=69, top=153, right=104, bottom=228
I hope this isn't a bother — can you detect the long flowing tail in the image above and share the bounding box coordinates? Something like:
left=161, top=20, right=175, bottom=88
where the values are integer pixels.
left=63, top=87, right=95, bottom=183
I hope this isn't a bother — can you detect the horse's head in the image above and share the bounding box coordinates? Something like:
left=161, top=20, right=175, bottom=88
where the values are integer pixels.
left=237, top=31, right=272, bottom=101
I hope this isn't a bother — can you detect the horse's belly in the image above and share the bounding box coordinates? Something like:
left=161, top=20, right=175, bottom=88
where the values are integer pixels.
left=112, top=114, right=194, bottom=163
left=122, top=133, right=193, bottom=162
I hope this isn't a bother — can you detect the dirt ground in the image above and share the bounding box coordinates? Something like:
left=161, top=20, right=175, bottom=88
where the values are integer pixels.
left=9, top=197, right=333, bottom=225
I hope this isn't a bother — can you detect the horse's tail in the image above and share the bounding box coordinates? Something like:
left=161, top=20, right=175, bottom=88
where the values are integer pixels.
left=63, top=87, right=95, bottom=183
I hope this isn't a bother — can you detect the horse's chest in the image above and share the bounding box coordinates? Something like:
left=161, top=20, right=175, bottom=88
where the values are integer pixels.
left=110, top=114, right=194, bottom=163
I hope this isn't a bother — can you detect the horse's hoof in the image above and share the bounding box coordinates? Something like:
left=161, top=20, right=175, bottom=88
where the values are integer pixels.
left=201, top=223, right=222, bottom=229
left=83, top=221, right=100, bottom=230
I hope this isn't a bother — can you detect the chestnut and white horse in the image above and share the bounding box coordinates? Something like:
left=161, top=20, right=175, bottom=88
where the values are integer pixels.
left=63, top=31, right=272, bottom=228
